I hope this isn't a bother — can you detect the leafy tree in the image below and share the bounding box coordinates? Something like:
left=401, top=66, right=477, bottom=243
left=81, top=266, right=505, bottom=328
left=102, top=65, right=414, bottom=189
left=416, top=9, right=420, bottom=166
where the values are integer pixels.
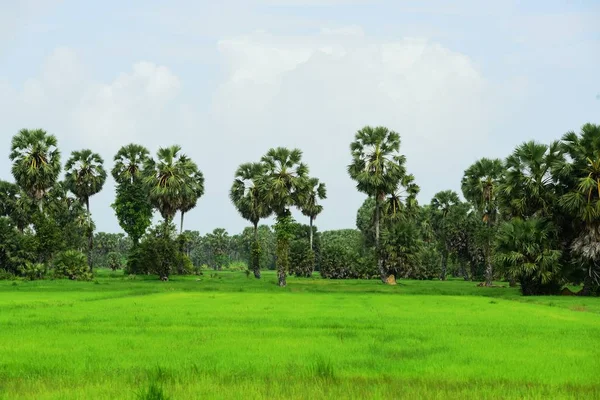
left=112, top=144, right=153, bottom=246
left=348, top=125, right=417, bottom=283
left=9, top=129, right=61, bottom=212
left=112, top=182, right=153, bottom=246
left=495, top=218, right=562, bottom=295
left=320, top=229, right=376, bottom=279
left=260, top=147, right=309, bottom=287
left=65, top=149, right=107, bottom=269
left=230, top=162, right=272, bottom=278
left=0, top=181, right=33, bottom=232
left=461, top=158, right=504, bottom=286
left=557, top=123, right=600, bottom=294
left=137, top=223, right=180, bottom=280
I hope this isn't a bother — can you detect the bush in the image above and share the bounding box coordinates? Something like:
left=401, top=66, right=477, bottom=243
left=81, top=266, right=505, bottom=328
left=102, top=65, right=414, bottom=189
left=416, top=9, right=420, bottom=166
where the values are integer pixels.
left=53, top=250, right=91, bottom=280
left=0, top=269, right=16, bottom=280
left=174, top=253, right=194, bottom=275
left=290, top=239, right=315, bottom=277
left=320, top=230, right=377, bottom=279
left=106, top=252, right=123, bottom=271
left=138, top=224, right=179, bottom=280
left=18, top=262, right=46, bottom=280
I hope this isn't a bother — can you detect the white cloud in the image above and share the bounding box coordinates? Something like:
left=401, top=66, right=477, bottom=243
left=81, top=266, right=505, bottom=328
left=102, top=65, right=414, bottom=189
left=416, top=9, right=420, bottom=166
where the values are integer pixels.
left=211, top=30, right=492, bottom=228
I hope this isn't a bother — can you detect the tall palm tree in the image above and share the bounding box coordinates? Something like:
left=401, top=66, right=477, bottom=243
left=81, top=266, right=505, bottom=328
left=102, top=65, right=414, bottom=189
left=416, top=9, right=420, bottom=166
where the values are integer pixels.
left=461, top=158, right=504, bottom=286
left=112, top=144, right=150, bottom=184
left=557, top=123, right=600, bottom=294
left=348, top=126, right=410, bottom=283
left=65, top=149, right=107, bottom=269
left=9, top=129, right=61, bottom=212
left=500, top=141, right=561, bottom=219
left=178, top=165, right=205, bottom=234
left=260, top=147, right=309, bottom=287
left=301, top=177, right=327, bottom=251
left=145, top=145, right=197, bottom=226
left=431, top=190, right=461, bottom=280
left=230, top=162, right=272, bottom=278
left=65, top=149, right=107, bottom=216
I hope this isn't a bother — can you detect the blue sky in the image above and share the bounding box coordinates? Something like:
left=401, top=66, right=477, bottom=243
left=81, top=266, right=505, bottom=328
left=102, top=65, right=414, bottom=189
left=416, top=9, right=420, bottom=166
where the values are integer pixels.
left=1, top=0, right=599, bottom=234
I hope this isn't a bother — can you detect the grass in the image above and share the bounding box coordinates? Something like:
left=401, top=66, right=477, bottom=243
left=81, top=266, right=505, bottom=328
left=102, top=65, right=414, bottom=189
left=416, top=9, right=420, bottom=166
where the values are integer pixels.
left=0, top=270, right=599, bottom=399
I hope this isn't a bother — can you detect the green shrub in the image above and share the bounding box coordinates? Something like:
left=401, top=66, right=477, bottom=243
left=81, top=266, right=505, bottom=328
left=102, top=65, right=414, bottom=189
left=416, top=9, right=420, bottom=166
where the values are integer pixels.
left=320, top=230, right=376, bottom=279
left=0, top=269, right=16, bottom=280
left=290, top=239, right=315, bottom=277
left=53, top=250, right=91, bottom=280
left=106, top=252, right=123, bottom=271
left=224, top=261, right=247, bottom=272
left=138, top=224, right=179, bottom=280
left=17, top=262, right=46, bottom=281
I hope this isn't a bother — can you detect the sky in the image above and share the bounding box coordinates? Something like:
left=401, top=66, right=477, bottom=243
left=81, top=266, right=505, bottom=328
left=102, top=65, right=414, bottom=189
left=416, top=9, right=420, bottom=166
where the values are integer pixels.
left=0, top=0, right=599, bottom=235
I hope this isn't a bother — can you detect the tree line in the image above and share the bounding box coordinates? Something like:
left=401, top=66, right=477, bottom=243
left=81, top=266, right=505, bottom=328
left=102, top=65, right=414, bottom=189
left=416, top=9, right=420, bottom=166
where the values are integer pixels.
left=1, top=123, right=599, bottom=296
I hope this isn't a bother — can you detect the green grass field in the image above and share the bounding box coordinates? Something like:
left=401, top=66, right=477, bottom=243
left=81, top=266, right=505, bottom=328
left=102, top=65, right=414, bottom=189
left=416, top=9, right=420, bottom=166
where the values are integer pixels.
left=1, top=271, right=599, bottom=399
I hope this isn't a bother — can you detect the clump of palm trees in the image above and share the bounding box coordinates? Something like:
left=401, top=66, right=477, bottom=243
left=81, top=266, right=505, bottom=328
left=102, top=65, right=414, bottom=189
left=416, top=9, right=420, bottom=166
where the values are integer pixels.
left=230, top=147, right=326, bottom=286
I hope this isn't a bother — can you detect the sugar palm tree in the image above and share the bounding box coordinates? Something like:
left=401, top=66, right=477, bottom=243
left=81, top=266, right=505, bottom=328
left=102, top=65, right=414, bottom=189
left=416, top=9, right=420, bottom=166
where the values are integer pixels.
left=230, top=162, right=272, bottom=278
left=178, top=165, right=205, bottom=234
left=112, top=143, right=150, bottom=184
left=495, top=218, right=561, bottom=295
left=9, top=129, right=61, bottom=212
left=145, top=145, right=197, bottom=227
left=260, top=147, right=309, bottom=287
left=301, top=177, right=327, bottom=251
left=557, top=123, right=600, bottom=294
left=65, top=149, right=107, bottom=269
left=500, top=141, right=561, bottom=219
left=461, top=158, right=504, bottom=286
left=65, top=149, right=107, bottom=216
left=431, top=190, right=461, bottom=280
left=348, top=125, right=411, bottom=283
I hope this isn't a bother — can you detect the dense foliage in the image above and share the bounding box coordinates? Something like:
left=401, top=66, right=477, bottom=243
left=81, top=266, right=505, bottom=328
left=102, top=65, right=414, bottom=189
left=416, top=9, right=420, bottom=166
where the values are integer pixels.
left=1, top=122, right=599, bottom=296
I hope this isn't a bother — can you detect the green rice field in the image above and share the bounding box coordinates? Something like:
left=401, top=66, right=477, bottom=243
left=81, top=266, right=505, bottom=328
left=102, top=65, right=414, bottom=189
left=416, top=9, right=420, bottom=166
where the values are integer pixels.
left=0, top=271, right=599, bottom=399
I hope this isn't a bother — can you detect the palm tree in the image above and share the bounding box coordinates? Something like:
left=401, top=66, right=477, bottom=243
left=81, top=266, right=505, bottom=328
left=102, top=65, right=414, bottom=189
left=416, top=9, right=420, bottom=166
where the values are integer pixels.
left=500, top=141, right=561, bottom=219
left=230, top=162, right=272, bottom=278
left=64, top=149, right=107, bottom=269
left=348, top=126, right=411, bottom=283
left=145, top=145, right=197, bottom=226
left=9, top=129, right=61, bottom=212
left=112, top=144, right=150, bottom=184
left=178, top=164, right=205, bottom=234
left=557, top=123, right=600, bottom=294
left=301, top=177, right=327, bottom=251
left=461, top=158, right=504, bottom=286
left=65, top=150, right=107, bottom=216
left=260, top=147, right=309, bottom=287
left=495, top=218, right=562, bottom=295
left=431, top=190, right=461, bottom=280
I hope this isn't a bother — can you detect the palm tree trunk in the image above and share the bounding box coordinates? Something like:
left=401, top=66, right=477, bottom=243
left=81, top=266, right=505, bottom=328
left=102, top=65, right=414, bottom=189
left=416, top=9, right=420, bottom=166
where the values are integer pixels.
left=440, top=251, right=448, bottom=281
left=309, top=216, right=314, bottom=250
left=485, top=225, right=494, bottom=286
left=375, top=196, right=386, bottom=283
left=180, top=211, right=185, bottom=234
left=460, top=264, right=469, bottom=281
left=85, top=197, right=93, bottom=272
left=253, top=222, right=261, bottom=279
